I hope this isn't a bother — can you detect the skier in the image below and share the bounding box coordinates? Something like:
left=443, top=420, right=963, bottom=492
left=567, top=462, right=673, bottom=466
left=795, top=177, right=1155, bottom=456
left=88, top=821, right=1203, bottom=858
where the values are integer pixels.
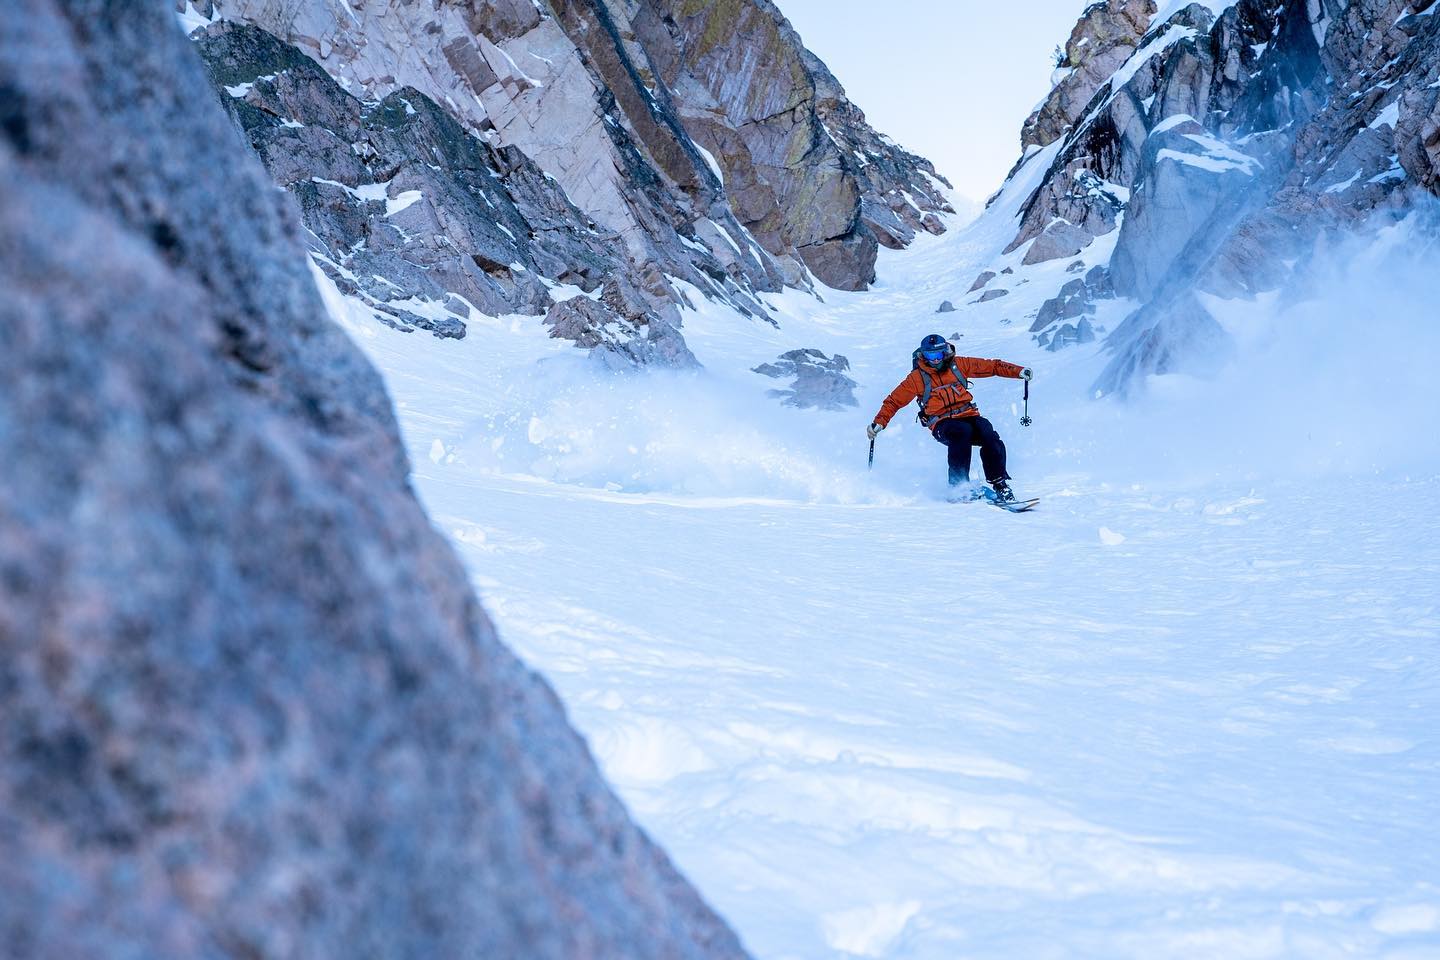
left=867, top=334, right=1032, bottom=502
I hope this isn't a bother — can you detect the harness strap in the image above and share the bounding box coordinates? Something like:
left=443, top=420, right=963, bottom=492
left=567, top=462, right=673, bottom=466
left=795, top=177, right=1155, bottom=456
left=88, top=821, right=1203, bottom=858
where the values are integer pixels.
left=920, top=401, right=977, bottom=430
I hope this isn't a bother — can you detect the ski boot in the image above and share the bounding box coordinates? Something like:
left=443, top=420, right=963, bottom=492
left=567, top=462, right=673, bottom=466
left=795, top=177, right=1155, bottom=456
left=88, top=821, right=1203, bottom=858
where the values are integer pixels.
left=990, top=479, right=1017, bottom=504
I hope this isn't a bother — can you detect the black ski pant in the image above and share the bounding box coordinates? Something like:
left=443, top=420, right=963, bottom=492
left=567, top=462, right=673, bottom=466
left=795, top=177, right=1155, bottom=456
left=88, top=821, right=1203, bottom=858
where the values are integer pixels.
left=933, top=415, right=1008, bottom=486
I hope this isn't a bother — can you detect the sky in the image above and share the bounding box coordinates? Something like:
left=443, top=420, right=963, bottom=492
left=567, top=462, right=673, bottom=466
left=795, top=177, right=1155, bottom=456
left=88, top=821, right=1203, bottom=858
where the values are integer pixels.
left=777, top=0, right=1093, bottom=203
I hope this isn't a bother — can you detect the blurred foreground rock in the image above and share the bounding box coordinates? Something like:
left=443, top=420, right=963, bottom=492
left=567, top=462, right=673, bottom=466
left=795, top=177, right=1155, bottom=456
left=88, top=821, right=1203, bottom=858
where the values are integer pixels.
left=0, top=4, right=749, bottom=958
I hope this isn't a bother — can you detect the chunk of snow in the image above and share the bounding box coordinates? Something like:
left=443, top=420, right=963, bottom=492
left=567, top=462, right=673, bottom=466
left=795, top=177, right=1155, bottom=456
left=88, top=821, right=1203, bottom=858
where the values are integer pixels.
left=493, top=43, right=544, bottom=88
left=694, top=142, right=725, bottom=185
left=223, top=73, right=277, bottom=98
left=176, top=2, right=213, bottom=33
left=1325, top=170, right=1362, bottom=194
left=714, top=222, right=746, bottom=257
left=1099, top=527, right=1127, bottom=546
left=1153, top=113, right=1198, bottom=135
left=353, top=182, right=389, bottom=203
left=1155, top=133, right=1260, bottom=174
left=547, top=282, right=601, bottom=304
left=678, top=233, right=711, bottom=255
left=385, top=190, right=423, bottom=217
left=1186, top=133, right=1259, bottom=166
left=1368, top=101, right=1400, bottom=130
left=1156, top=148, right=1252, bottom=175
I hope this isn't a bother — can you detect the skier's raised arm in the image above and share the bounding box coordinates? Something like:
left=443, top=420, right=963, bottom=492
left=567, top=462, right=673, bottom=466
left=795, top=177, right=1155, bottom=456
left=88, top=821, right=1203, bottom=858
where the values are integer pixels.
left=955, top=357, right=1032, bottom=380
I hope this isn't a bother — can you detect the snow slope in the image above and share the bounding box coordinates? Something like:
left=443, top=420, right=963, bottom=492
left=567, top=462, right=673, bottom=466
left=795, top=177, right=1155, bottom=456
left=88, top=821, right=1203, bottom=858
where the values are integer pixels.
left=315, top=161, right=1440, bottom=958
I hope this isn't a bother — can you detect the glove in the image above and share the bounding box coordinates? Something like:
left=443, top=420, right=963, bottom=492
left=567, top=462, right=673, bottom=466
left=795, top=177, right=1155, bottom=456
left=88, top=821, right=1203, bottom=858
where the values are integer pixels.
left=1020, top=367, right=1033, bottom=381
left=866, top=422, right=884, bottom=440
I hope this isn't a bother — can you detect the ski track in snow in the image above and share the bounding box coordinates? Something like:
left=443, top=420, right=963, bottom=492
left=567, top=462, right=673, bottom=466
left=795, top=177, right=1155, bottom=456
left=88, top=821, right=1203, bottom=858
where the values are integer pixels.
left=320, top=185, right=1440, bottom=959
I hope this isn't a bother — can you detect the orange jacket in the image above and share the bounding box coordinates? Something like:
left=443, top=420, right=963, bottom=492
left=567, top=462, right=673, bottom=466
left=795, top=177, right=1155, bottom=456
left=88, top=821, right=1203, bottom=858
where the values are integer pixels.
left=874, top=356, right=1025, bottom=430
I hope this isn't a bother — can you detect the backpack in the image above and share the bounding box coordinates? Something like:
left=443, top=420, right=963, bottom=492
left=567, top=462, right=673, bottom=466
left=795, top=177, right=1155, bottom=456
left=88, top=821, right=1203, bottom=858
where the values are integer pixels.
left=911, top=347, right=972, bottom=429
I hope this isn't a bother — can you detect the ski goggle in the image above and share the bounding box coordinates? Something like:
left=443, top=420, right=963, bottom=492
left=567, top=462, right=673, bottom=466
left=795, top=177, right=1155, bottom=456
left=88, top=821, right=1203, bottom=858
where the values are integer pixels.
left=922, top=348, right=946, bottom=364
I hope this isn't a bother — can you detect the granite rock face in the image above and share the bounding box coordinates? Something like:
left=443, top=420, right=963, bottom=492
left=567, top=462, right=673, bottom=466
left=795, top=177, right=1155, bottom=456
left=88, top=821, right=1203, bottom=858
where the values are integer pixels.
left=991, top=0, right=1440, bottom=394
left=185, top=0, right=952, bottom=321
left=192, top=17, right=755, bottom=359
left=1022, top=0, right=1157, bottom=151
left=623, top=0, right=953, bottom=288
left=0, top=4, right=749, bottom=958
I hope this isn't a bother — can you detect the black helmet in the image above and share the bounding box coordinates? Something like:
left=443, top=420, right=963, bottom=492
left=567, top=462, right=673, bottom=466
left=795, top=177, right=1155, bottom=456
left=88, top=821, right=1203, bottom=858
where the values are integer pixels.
left=918, top=334, right=949, bottom=365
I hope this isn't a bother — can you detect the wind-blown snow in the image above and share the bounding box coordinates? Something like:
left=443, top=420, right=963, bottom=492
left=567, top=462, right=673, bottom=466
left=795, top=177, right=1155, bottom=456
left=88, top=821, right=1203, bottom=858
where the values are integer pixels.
left=315, top=179, right=1440, bottom=959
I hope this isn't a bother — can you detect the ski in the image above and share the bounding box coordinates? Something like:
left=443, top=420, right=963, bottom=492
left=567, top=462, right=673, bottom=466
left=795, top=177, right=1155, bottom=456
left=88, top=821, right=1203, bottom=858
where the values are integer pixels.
left=945, top=490, right=1040, bottom=512
left=990, top=497, right=1039, bottom=513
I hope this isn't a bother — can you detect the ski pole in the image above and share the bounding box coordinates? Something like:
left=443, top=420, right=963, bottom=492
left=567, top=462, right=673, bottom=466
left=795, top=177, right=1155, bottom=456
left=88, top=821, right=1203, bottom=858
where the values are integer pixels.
left=1020, top=380, right=1032, bottom=427
left=868, top=436, right=876, bottom=469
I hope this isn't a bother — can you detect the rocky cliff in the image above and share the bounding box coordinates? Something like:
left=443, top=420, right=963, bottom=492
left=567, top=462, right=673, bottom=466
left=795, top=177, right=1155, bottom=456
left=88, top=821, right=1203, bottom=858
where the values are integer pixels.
left=0, top=3, right=749, bottom=956
left=973, top=0, right=1440, bottom=395
left=178, top=0, right=953, bottom=366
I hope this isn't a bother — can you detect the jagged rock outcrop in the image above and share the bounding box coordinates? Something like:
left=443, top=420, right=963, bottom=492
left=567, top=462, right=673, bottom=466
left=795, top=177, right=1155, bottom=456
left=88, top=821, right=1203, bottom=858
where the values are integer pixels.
left=186, top=0, right=781, bottom=322
left=752, top=349, right=858, bottom=409
left=197, top=18, right=714, bottom=357
left=1023, top=0, right=1157, bottom=151
left=183, top=0, right=952, bottom=316
left=555, top=0, right=953, bottom=289
left=545, top=281, right=699, bottom=370
left=0, top=4, right=749, bottom=958
left=989, top=0, right=1440, bottom=392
